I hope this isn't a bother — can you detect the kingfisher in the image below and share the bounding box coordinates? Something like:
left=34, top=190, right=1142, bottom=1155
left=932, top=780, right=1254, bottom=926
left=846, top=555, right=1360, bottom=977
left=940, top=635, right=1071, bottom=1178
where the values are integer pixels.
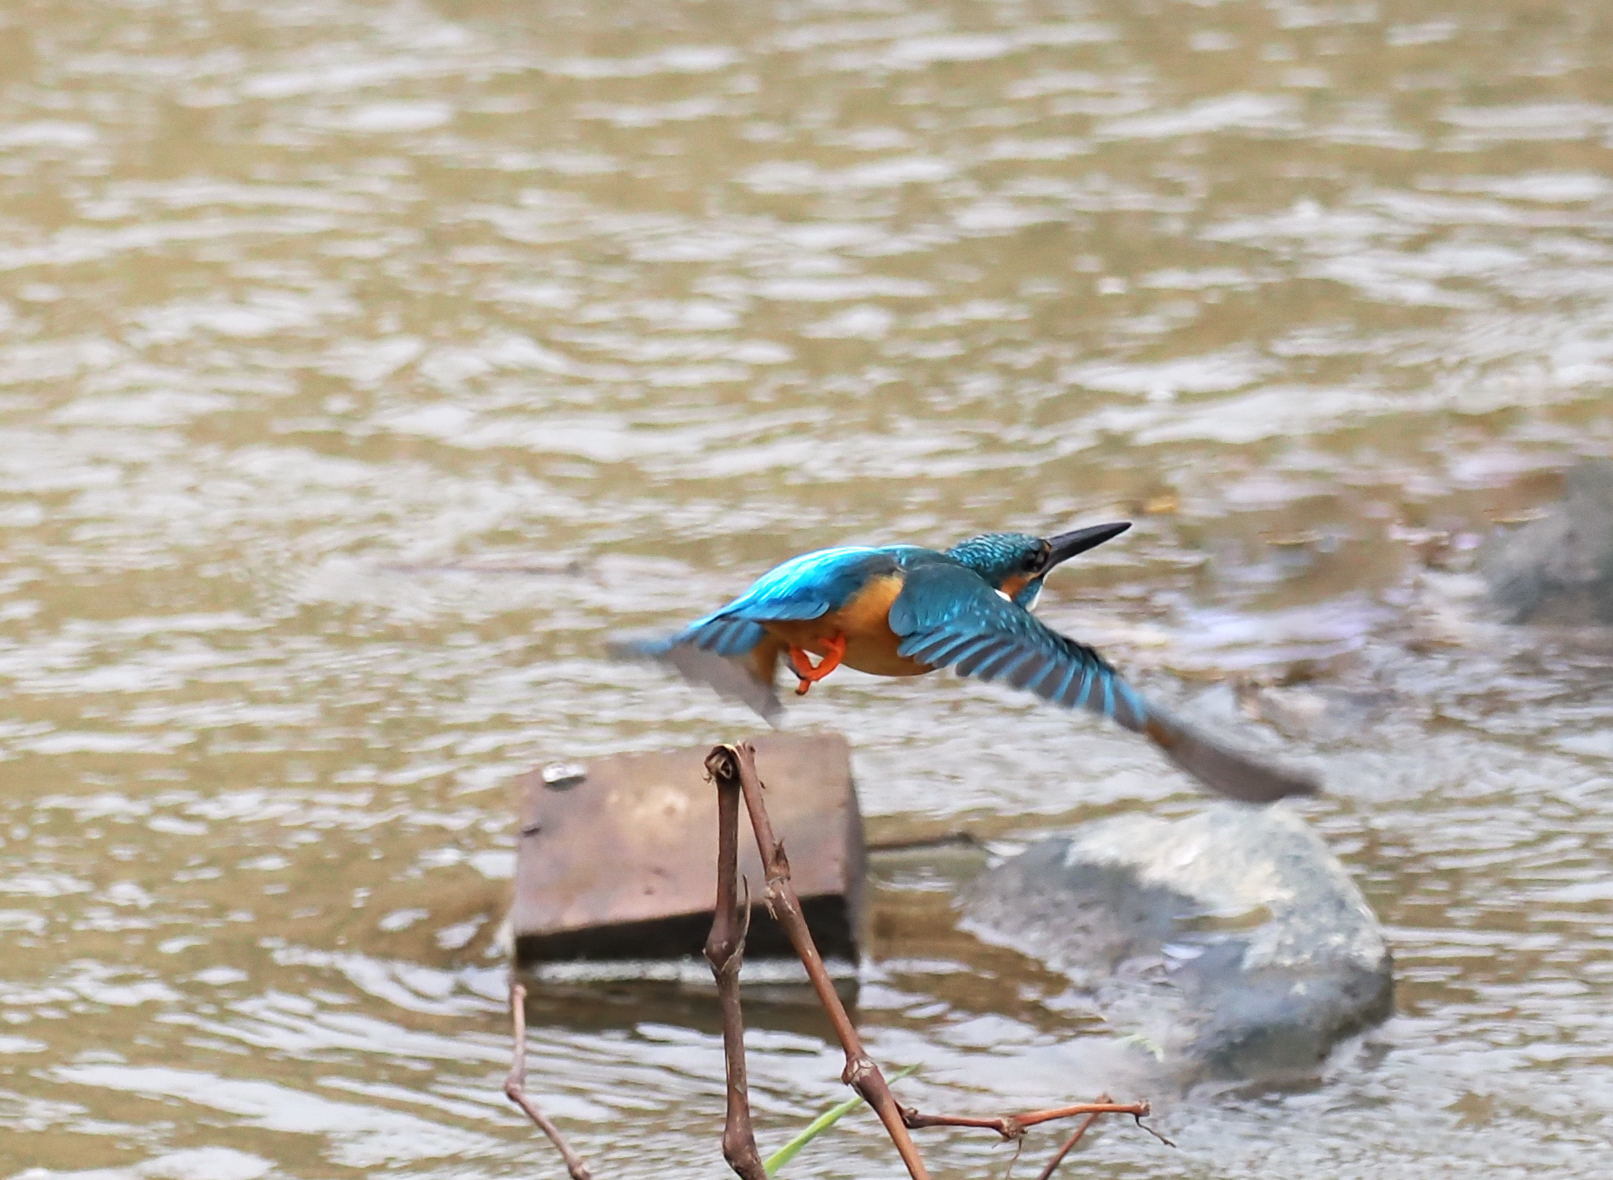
left=609, top=522, right=1317, bottom=804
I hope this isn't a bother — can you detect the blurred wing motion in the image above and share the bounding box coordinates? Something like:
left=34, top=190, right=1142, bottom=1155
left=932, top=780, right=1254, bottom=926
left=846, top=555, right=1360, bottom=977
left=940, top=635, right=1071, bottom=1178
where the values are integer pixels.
left=608, top=632, right=786, bottom=723
left=888, top=563, right=1318, bottom=803
left=606, top=547, right=897, bottom=725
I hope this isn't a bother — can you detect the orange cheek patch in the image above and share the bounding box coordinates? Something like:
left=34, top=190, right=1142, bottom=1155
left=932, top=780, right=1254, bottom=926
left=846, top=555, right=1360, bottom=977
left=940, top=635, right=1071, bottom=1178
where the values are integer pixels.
left=999, top=573, right=1031, bottom=601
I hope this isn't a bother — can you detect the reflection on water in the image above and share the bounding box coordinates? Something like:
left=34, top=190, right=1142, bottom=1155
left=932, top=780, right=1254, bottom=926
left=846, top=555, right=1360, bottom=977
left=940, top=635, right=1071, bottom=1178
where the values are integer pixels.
left=1, top=0, right=1611, bottom=1176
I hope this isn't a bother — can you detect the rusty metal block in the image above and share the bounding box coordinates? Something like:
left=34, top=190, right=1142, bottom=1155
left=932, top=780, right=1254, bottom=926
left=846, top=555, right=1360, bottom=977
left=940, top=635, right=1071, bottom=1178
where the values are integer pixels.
left=511, top=731, right=864, bottom=966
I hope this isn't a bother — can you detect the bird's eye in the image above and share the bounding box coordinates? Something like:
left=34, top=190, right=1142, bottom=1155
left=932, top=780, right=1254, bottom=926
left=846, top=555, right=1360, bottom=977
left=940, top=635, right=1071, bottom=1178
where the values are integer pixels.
left=1024, top=547, right=1048, bottom=572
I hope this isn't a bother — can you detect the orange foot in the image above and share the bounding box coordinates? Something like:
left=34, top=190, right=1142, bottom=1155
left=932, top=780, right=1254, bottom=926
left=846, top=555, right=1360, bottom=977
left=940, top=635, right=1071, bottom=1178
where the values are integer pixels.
left=788, top=634, right=846, bottom=696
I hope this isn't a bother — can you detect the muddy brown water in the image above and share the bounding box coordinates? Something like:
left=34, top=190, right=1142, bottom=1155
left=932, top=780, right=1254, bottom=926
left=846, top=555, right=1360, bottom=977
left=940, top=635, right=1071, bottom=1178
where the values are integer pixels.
left=2, top=1, right=1611, bottom=1176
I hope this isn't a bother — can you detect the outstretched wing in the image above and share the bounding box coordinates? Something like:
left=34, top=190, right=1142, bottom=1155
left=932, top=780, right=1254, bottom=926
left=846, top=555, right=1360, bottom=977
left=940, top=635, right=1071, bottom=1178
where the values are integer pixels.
left=888, top=562, right=1317, bottom=803
left=607, top=546, right=898, bottom=720
left=889, top=562, right=1146, bottom=724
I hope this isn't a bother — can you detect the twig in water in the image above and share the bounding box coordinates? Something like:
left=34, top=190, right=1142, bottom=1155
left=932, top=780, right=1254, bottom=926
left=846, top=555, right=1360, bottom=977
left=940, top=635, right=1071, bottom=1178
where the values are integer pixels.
left=504, top=974, right=594, bottom=1180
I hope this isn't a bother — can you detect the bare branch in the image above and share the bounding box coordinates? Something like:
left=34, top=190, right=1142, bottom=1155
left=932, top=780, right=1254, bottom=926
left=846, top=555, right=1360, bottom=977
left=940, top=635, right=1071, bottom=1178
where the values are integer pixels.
left=713, top=742, right=933, bottom=1180
left=704, top=747, right=768, bottom=1179
left=698, top=742, right=1166, bottom=1178
left=899, top=1097, right=1150, bottom=1141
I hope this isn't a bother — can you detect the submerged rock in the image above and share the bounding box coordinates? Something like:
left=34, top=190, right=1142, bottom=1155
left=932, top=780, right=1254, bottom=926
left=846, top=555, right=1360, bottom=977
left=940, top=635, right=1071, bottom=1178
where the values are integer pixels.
left=960, top=806, right=1392, bottom=1081
left=1480, top=460, right=1613, bottom=625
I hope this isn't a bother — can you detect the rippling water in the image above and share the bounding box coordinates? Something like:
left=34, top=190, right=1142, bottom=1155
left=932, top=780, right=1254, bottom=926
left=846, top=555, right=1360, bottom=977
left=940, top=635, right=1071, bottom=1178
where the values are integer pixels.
left=2, top=0, right=1611, bottom=1176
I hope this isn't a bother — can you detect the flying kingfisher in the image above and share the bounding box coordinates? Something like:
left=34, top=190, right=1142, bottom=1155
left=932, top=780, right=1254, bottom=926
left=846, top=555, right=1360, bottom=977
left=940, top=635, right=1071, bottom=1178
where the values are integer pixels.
left=609, top=521, right=1317, bottom=803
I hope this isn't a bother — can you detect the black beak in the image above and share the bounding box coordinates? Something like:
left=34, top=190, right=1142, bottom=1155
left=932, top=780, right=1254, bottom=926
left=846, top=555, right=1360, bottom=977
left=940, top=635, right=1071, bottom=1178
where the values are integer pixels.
left=1046, top=521, right=1131, bottom=568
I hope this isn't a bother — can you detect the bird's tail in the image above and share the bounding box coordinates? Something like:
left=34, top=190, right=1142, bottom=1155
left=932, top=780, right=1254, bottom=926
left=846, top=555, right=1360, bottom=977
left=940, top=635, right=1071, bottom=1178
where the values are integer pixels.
left=1139, top=711, right=1319, bottom=803
left=605, top=631, right=784, bottom=723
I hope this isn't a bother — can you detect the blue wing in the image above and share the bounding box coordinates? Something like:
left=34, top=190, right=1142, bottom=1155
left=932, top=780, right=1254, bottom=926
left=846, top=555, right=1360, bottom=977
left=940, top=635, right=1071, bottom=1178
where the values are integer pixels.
left=889, top=562, right=1318, bottom=803
left=889, top=562, right=1149, bottom=726
left=607, top=546, right=901, bottom=720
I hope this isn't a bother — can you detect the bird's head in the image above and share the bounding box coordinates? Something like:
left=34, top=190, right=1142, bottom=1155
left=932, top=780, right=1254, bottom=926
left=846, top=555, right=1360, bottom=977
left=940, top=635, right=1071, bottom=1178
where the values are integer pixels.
left=946, top=521, right=1131, bottom=609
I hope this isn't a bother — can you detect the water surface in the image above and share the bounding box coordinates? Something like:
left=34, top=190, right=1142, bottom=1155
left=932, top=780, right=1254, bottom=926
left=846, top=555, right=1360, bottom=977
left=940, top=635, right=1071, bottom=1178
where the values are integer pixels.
left=2, top=1, right=1611, bottom=1176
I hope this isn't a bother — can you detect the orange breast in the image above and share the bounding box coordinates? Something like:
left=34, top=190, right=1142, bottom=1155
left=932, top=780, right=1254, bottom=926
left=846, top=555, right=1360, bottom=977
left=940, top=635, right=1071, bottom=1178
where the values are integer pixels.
left=762, top=573, right=931, bottom=678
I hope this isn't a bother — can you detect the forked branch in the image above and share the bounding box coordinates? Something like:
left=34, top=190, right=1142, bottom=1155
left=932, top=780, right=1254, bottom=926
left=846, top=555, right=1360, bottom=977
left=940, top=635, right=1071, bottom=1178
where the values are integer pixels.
left=703, top=742, right=1164, bottom=1179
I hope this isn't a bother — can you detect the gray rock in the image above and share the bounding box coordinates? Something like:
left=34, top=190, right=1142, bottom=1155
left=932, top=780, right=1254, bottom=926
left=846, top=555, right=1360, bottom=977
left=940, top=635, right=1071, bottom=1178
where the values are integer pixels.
left=960, top=806, right=1392, bottom=1081
left=1480, top=460, right=1613, bottom=625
